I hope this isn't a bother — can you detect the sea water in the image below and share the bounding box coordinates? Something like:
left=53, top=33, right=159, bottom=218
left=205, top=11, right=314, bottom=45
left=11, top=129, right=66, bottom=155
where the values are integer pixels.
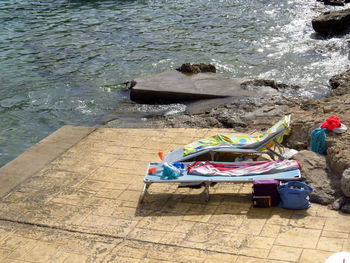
left=0, top=0, right=349, bottom=167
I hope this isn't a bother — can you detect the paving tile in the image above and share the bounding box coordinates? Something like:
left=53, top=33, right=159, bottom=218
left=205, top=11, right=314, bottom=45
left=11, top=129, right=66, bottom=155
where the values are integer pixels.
left=0, top=234, right=36, bottom=250
left=114, top=243, right=148, bottom=259
left=238, top=247, right=270, bottom=259
left=91, top=198, right=121, bottom=217
left=260, top=224, right=281, bottom=238
left=266, top=208, right=293, bottom=225
left=79, top=152, right=120, bottom=166
left=153, top=246, right=207, bottom=263
left=172, top=220, right=197, bottom=234
left=289, top=214, right=326, bottom=229
left=236, top=256, right=288, bottom=263
left=49, top=159, right=97, bottom=175
left=141, top=139, right=170, bottom=151
left=6, top=238, right=38, bottom=260
left=75, top=180, right=106, bottom=192
left=95, top=188, right=124, bottom=199
left=248, top=236, right=275, bottom=250
left=51, top=189, right=97, bottom=206
left=185, top=223, right=217, bottom=243
left=2, top=191, right=28, bottom=203
left=44, top=250, right=71, bottom=263
left=109, top=256, right=141, bottom=262
left=117, top=190, right=142, bottom=202
left=275, top=227, right=321, bottom=249
left=316, top=205, right=340, bottom=218
left=103, top=181, right=129, bottom=190
left=112, top=159, right=148, bottom=171
left=81, top=215, right=138, bottom=237
left=268, top=245, right=302, bottom=262
left=127, top=227, right=167, bottom=243
left=159, top=232, right=187, bottom=246
left=238, top=218, right=266, bottom=235
left=317, top=236, right=345, bottom=252
left=1, top=259, right=28, bottom=263
left=62, top=253, right=89, bottom=263
left=324, top=216, right=350, bottom=233
left=208, top=213, right=245, bottom=227
left=144, top=258, right=174, bottom=263
left=204, top=253, right=238, bottom=263
left=11, top=241, right=59, bottom=262
left=342, top=239, right=350, bottom=251
left=322, top=230, right=349, bottom=239
left=299, top=249, right=333, bottom=263
left=0, top=248, right=11, bottom=261
left=112, top=206, right=138, bottom=220
left=136, top=215, right=182, bottom=232
left=0, top=228, right=12, bottom=243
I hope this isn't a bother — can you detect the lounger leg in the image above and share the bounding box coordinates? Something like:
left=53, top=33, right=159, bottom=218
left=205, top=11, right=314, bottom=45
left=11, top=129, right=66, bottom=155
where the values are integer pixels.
left=266, top=147, right=284, bottom=160
left=210, top=151, right=215, bottom=161
left=204, top=183, right=210, bottom=202
left=139, top=183, right=151, bottom=203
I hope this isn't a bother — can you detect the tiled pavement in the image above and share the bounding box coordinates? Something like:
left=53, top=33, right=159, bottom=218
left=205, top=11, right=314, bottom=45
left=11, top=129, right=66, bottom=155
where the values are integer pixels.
left=0, top=127, right=349, bottom=262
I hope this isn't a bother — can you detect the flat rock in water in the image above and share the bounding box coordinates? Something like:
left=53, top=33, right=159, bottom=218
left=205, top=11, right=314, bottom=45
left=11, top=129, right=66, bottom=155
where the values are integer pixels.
left=130, top=70, right=278, bottom=103
left=312, top=8, right=350, bottom=35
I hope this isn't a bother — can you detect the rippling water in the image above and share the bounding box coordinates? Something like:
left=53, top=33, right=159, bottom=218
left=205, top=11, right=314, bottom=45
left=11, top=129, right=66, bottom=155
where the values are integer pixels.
left=0, top=0, right=349, bottom=167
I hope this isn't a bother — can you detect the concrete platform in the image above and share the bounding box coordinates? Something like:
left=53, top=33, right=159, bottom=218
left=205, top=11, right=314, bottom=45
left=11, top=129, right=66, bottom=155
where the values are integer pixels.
left=0, top=125, right=349, bottom=262
left=130, top=70, right=277, bottom=103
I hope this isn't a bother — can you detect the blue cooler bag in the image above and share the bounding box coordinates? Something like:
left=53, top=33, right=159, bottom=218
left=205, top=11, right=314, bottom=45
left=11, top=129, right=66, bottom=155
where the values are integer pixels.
left=277, top=181, right=313, bottom=209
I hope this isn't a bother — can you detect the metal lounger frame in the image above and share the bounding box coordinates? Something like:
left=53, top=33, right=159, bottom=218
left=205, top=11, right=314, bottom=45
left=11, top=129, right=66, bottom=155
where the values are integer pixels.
left=139, top=162, right=301, bottom=203
left=164, top=122, right=290, bottom=164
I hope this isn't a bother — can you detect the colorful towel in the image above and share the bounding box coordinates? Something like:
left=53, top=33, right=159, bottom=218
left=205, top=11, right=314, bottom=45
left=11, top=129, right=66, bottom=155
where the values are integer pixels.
left=187, top=160, right=300, bottom=177
left=183, top=115, right=290, bottom=156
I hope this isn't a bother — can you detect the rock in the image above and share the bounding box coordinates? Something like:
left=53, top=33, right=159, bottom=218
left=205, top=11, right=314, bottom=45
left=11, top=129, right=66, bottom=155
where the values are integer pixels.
left=130, top=70, right=279, bottom=103
left=312, top=8, right=350, bottom=35
left=284, top=116, right=316, bottom=150
left=329, top=69, right=350, bottom=96
left=341, top=200, right=350, bottom=213
left=292, top=150, right=337, bottom=205
left=341, top=168, right=350, bottom=197
left=241, top=79, right=278, bottom=90
left=176, top=63, right=216, bottom=73
left=332, top=196, right=345, bottom=210
left=240, top=79, right=300, bottom=91
left=316, top=0, right=346, bottom=4
left=323, top=0, right=345, bottom=6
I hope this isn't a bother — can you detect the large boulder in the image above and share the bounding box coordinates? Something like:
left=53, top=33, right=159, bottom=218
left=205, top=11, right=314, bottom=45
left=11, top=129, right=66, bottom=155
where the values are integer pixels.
left=329, top=69, right=350, bottom=95
left=312, top=8, right=350, bottom=35
left=293, top=150, right=339, bottom=204
left=341, top=168, right=350, bottom=197
left=323, top=0, right=345, bottom=6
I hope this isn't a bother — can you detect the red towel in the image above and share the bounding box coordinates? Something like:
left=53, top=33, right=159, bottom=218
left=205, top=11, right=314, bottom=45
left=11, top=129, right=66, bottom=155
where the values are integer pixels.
left=321, top=116, right=341, bottom=130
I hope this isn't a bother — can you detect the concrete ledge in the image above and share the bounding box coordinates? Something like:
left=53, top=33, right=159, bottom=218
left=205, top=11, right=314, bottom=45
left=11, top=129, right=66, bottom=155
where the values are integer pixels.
left=0, top=125, right=96, bottom=197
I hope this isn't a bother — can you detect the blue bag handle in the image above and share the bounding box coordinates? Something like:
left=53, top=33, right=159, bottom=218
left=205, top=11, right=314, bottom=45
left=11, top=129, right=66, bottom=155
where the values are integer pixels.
left=279, top=181, right=313, bottom=194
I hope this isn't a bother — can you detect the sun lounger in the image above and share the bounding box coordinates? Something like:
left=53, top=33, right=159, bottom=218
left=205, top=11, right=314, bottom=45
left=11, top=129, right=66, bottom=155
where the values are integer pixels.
left=164, top=115, right=291, bottom=163
left=139, top=161, right=301, bottom=203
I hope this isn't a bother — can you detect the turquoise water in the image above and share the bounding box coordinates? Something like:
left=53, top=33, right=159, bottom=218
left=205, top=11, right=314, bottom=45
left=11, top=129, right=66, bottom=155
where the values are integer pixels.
left=0, top=0, right=349, bottom=167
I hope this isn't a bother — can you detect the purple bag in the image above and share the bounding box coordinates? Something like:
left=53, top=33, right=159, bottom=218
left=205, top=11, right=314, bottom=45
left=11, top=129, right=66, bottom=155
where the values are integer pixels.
left=253, top=180, right=280, bottom=207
